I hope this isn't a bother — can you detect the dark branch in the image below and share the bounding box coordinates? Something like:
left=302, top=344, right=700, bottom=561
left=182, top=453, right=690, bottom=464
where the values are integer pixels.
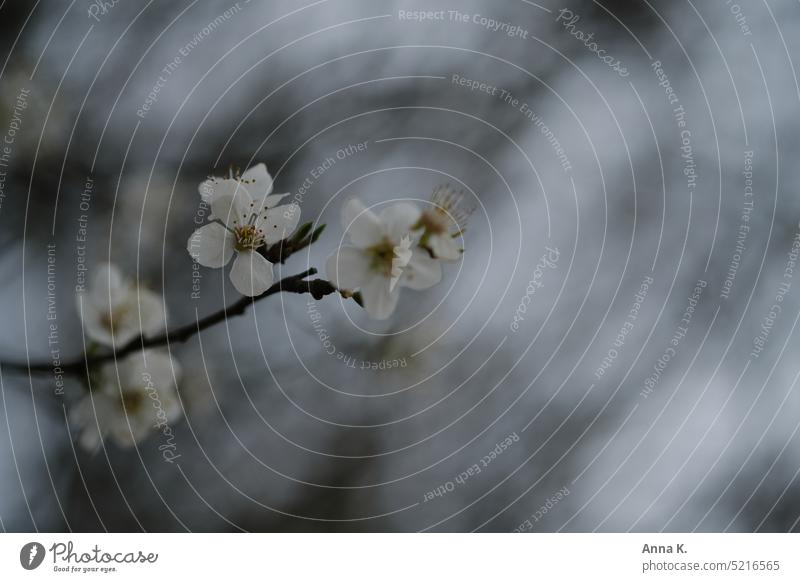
left=1, top=269, right=338, bottom=375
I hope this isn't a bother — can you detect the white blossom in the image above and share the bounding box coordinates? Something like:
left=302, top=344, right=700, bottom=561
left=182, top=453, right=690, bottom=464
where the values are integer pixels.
left=77, top=262, right=165, bottom=347
left=70, top=350, right=182, bottom=450
left=416, top=185, right=472, bottom=260
left=327, top=199, right=442, bottom=319
left=189, top=167, right=301, bottom=297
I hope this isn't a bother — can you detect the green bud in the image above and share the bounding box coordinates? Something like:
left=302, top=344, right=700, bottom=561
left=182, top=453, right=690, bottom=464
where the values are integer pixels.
left=310, top=223, right=327, bottom=244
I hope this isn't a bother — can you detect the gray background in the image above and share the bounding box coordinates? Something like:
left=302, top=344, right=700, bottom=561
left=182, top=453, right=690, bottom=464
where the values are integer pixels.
left=1, top=0, right=799, bottom=532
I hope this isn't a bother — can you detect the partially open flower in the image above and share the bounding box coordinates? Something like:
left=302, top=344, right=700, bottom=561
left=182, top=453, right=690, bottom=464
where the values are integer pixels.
left=70, top=350, right=182, bottom=450
left=77, top=263, right=165, bottom=347
left=416, top=185, right=473, bottom=260
left=188, top=183, right=301, bottom=296
left=327, top=199, right=442, bottom=319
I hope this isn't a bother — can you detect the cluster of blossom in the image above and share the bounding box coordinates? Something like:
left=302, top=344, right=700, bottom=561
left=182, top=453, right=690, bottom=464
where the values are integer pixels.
left=65, top=163, right=470, bottom=449
left=325, top=184, right=471, bottom=319
left=188, top=163, right=472, bottom=319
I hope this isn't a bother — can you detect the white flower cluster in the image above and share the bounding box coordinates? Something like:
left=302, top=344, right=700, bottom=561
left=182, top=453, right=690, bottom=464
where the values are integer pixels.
left=76, top=263, right=165, bottom=347
left=73, top=263, right=181, bottom=449
left=64, top=164, right=471, bottom=451
left=327, top=185, right=471, bottom=319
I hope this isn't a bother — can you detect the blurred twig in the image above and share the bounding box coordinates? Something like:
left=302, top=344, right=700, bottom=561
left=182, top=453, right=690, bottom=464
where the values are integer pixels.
left=0, top=268, right=338, bottom=375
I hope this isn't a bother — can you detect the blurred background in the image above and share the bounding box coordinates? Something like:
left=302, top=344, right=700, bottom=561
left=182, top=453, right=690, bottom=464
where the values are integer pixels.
left=1, top=0, right=800, bottom=532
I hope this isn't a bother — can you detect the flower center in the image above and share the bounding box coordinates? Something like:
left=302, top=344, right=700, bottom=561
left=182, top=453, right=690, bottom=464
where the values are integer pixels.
left=233, top=224, right=265, bottom=252
left=121, top=391, right=145, bottom=413
left=367, top=238, right=397, bottom=277
left=418, top=208, right=450, bottom=235
left=99, top=305, right=129, bottom=335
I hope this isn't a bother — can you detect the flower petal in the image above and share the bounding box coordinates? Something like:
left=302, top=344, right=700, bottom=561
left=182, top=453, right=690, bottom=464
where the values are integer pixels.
left=89, top=262, right=126, bottom=306
left=326, top=246, right=370, bottom=290
left=187, top=223, right=234, bottom=268
left=380, top=202, right=421, bottom=242
left=252, top=192, right=291, bottom=210
left=211, top=190, right=253, bottom=229
left=361, top=276, right=400, bottom=320
left=119, top=350, right=181, bottom=398
left=198, top=177, right=237, bottom=204
left=402, top=248, right=442, bottom=290
left=79, top=425, right=104, bottom=451
left=127, top=350, right=179, bottom=382
left=241, top=163, right=274, bottom=196
left=70, top=396, right=106, bottom=451
left=258, top=203, right=301, bottom=244
left=133, top=288, right=167, bottom=338
left=429, top=233, right=463, bottom=261
left=109, top=425, right=140, bottom=448
left=342, top=198, right=383, bottom=248
left=80, top=302, right=115, bottom=347
left=229, top=251, right=274, bottom=296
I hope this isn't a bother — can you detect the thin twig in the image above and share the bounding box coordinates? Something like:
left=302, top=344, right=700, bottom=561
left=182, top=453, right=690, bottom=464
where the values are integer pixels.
left=1, top=268, right=338, bottom=375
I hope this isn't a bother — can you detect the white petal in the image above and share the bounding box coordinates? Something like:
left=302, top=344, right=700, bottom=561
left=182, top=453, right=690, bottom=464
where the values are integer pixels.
left=109, top=425, right=139, bottom=448
left=380, top=202, right=421, bottom=242
left=402, top=248, right=442, bottom=290
left=241, top=163, right=274, bottom=196
left=121, top=350, right=180, bottom=396
left=81, top=300, right=143, bottom=347
left=211, top=191, right=253, bottom=229
left=130, top=411, right=158, bottom=442
left=137, top=288, right=167, bottom=337
left=138, top=350, right=180, bottom=385
left=252, top=192, right=291, bottom=210
left=94, top=262, right=123, bottom=290
left=90, top=262, right=126, bottom=306
left=163, top=352, right=183, bottom=384
left=79, top=301, right=114, bottom=347
left=164, top=395, right=183, bottom=423
left=113, top=351, right=183, bottom=443
left=326, top=246, right=370, bottom=290
left=342, top=198, right=384, bottom=247
left=198, top=178, right=215, bottom=203
left=79, top=426, right=103, bottom=451
left=241, top=163, right=269, bottom=182
left=71, top=393, right=113, bottom=450
left=199, top=177, right=237, bottom=204
left=257, top=203, right=301, bottom=244
left=69, top=394, right=97, bottom=427
left=429, top=233, right=463, bottom=261
left=229, top=251, right=274, bottom=296
left=108, top=320, right=138, bottom=347
left=188, top=223, right=234, bottom=268
left=114, top=352, right=143, bottom=386
left=361, top=276, right=400, bottom=320
left=94, top=392, right=120, bottom=422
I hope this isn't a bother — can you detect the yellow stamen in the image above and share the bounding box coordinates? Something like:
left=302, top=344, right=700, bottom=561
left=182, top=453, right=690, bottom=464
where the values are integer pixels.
left=234, top=224, right=265, bottom=252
